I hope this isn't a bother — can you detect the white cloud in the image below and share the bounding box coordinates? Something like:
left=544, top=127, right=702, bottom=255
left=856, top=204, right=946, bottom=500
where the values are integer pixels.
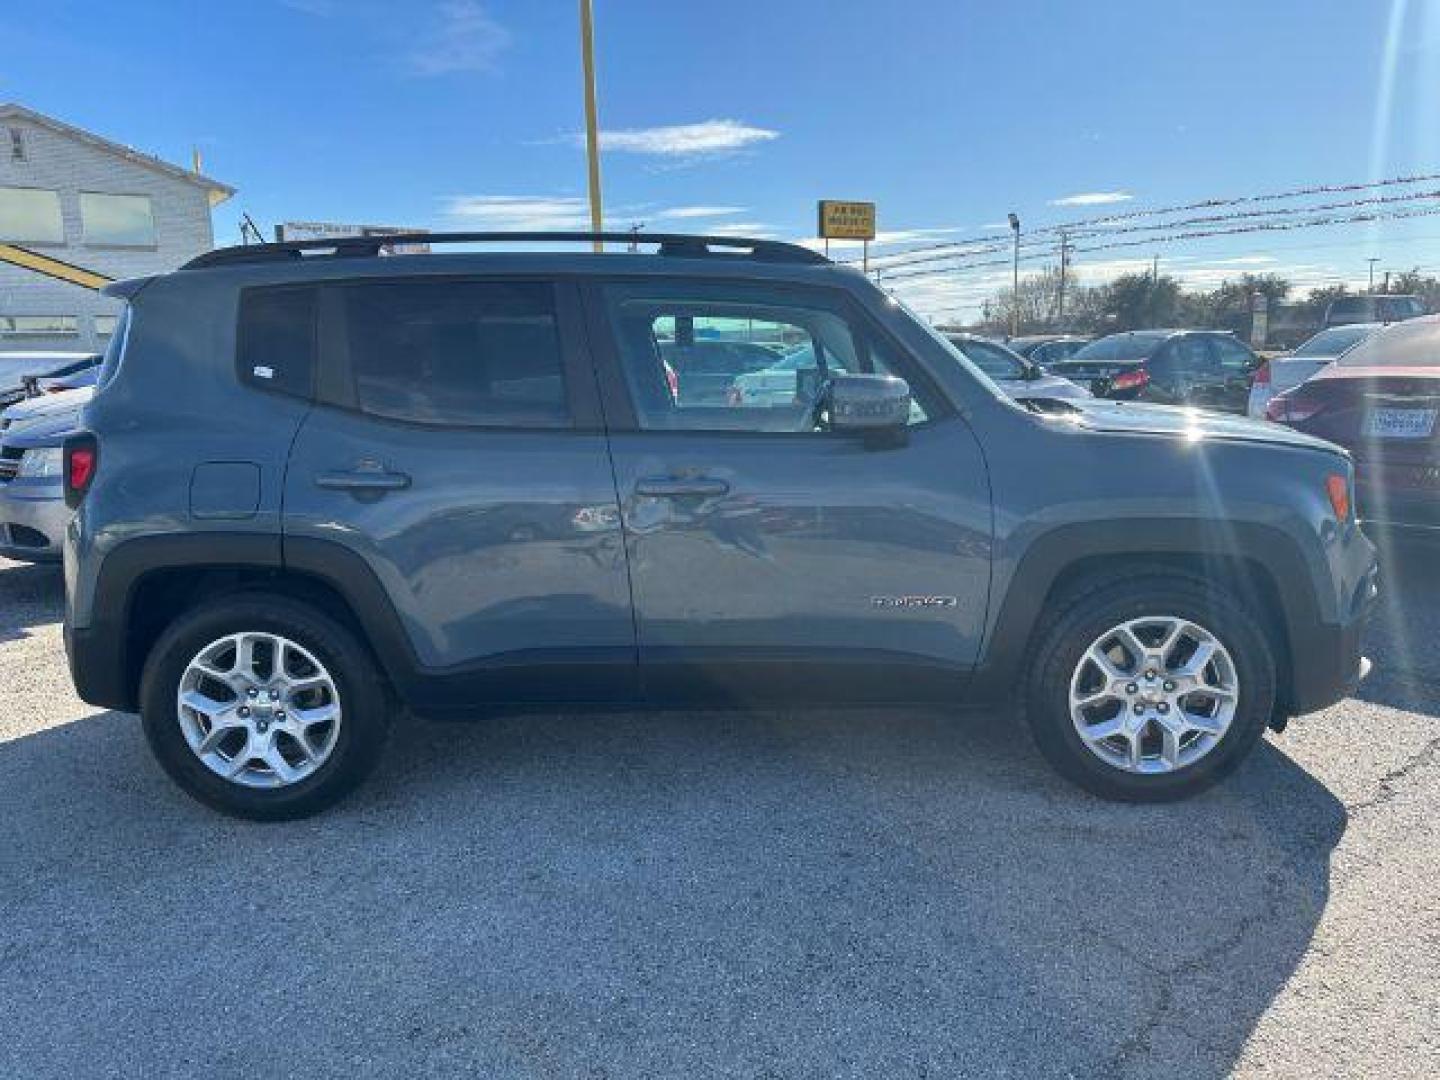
left=404, top=1, right=510, bottom=76
left=655, top=205, right=747, bottom=219
left=1049, top=191, right=1135, bottom=207
left=442, top=196, right=756, bottom=233
left=444, top=196, right=592, bottom=230
left=703, top=221, right=774, bottom=238
left=597, top=119, right=779, bottom=157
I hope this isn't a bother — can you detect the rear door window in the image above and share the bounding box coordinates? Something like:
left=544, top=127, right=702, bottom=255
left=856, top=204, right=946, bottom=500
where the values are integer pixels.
left=1212, top=336, right=1259, bottom=373
left=339, top=280, right=569, bottom=427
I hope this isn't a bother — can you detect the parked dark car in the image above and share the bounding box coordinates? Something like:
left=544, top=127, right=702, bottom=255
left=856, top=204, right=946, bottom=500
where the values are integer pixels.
left=63, top=232, right=1374, bottom=819
left=1267, top=314, right=1440, bottom=536
left=943, top=334, right=1090, bottom=401
left=1007, top=335, right=1091, bottom=369
left=1050, top=330, right=1263, bottom=414
left=1324, top=294, right=1425, bottom=328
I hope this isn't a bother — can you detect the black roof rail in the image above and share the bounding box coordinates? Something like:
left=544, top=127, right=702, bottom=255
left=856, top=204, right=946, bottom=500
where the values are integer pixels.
left=183, top=231, right=830, bottom=270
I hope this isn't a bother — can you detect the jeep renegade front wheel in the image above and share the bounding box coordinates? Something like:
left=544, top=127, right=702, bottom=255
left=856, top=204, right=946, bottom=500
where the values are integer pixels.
left=139, top=595, right=391, bottom=820
left=1024, top=574, right=1276, bottom=801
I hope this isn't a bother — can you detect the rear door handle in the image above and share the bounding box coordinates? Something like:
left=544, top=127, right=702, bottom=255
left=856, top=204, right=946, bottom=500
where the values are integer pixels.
left=315, top=469, right=411, bottom=492
left=634, top=476, right=730, bottom=498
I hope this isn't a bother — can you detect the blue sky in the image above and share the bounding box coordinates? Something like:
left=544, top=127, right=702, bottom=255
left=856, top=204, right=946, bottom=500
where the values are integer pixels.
left=4, top=0, right=1440, bottom=319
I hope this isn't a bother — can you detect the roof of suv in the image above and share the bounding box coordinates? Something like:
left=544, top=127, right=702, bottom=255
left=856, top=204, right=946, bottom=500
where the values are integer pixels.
left=183, top=231, right=828, bottom=270
left=107, top=232, right=857, bottom=300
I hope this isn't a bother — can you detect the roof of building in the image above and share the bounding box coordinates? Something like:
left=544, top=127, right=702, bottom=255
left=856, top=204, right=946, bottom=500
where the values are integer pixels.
left=0, top=103, right=235, bottom=206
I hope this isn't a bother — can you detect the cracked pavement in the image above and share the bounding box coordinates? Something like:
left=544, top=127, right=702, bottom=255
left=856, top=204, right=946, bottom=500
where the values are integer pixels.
left=0, top=551, right=1436, bottom=1078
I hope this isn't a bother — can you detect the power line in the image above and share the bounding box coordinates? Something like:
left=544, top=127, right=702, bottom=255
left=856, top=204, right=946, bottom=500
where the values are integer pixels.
left=875, top=202, right=1440, bottom=285
left=843, top=169, right=1440, bottom=269
left=862, top=187, right=1440, bottom=275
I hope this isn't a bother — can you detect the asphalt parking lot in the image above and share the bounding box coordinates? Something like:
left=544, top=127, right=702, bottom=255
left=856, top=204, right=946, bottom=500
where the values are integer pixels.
left=0, top=553, right=1436, bottom=1079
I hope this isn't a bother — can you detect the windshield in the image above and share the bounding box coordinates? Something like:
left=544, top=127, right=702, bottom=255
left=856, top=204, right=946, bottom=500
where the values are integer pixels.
left=1066, top=333, right=1168, bottom=364
left=1337, top=317, right=1440, bottom=368
left=1293, top=324, right=1377, bottom=357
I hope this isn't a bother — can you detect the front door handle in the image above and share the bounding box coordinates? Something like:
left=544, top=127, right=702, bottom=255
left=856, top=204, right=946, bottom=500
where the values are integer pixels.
left=315, top=469, right=412, bottom=493
left=634, top=476, right=730, bottom=498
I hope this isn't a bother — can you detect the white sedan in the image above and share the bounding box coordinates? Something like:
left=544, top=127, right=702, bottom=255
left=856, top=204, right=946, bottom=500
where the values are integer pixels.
left=1248, top=323, right=1382, bottom=419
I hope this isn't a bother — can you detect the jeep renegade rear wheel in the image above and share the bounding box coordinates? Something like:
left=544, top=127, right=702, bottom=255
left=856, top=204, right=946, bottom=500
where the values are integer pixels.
left=1024, top=574, right=1276, bottom=801
left=140, top=595, right=391, bottom=820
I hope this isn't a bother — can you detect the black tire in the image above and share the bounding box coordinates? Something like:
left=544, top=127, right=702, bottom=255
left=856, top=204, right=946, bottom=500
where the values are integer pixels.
left=1023, top=571, right=1276, bottom=802
left=139, top=593, right=392, bottom=821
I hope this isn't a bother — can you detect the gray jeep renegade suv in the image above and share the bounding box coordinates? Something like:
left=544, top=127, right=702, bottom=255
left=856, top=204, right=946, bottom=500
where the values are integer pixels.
left=61, top=232, right=1378, bottom=819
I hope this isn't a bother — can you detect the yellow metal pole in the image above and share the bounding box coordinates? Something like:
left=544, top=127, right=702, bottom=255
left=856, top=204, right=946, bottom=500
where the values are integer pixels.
left=579, top=0, right=604, bottom=252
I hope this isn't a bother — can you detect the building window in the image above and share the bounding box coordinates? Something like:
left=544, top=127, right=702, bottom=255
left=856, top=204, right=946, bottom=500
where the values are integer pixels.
left=0, top=186, right=64, bottom=243
left=8, top=128, right=24, bottom=162
left=94, top=314, right=119, bottom=338
left=80, top=192, right=156, bottom=246
left=0, top=316, right=80, bottom=337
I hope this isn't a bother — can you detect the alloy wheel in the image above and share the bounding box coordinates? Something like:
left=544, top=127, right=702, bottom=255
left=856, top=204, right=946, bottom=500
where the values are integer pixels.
left=1068, top=615, right=1239, bottom=775
left=176, top=632, right=342, bottom=789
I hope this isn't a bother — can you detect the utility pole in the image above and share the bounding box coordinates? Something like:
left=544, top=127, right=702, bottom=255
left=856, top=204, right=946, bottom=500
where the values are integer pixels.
left=1151, top=253, right=1159, bottom=282
left=1368, top=257, right=1379, bottom=292
left=1008, top=212, right=1021, bottom=337
left=579, top=0, right=604, bottom=252
left=1057, top=230, right=1071, bottom=323
left=627, top=222, right=644, bottom=252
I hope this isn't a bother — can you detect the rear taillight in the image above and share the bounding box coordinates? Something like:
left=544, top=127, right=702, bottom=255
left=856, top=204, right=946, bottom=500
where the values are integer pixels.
left=1266, top=393, right=1325, bottom=424
left=1110, top=368, right=1150, bottom=393
left=1252, top=361, right=1271, bottom=386
left=63, top=434, right=97, bottom=508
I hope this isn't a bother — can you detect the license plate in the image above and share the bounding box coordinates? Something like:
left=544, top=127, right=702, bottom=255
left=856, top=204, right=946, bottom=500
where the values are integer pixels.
left=1362, top=407, right=1438, bottom=439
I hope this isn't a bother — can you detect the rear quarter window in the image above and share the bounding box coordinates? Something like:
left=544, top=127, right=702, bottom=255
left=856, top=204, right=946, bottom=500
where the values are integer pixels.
left=236, top=286, right=317, bottom=399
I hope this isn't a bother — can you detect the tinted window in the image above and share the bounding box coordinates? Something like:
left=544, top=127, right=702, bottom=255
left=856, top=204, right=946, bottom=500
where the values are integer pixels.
left=1174, top=335, right=1217, bottom=373
left=343, top=281, right=567, bottom=427
left=237, top=287, right=317, bottom=399
left=1211, top=336, right=1258, bottom=371
left=602, top=282, right=936, bottom=432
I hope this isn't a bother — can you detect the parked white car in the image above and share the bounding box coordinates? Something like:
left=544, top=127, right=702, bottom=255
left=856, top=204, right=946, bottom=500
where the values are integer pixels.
left=1248, top=323, right=1382, bottom=419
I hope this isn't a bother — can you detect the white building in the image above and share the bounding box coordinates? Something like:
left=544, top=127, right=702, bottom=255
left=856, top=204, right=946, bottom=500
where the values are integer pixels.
left=0, top=103, right=234, bottom=353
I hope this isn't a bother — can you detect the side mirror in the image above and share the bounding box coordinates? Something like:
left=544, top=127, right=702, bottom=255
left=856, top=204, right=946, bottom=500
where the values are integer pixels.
left=826, top=373, right=912, bottom=439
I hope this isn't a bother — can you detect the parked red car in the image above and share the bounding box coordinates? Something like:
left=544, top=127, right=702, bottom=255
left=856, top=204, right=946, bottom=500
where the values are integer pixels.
left=1267, top=315, right=1440, bottom=535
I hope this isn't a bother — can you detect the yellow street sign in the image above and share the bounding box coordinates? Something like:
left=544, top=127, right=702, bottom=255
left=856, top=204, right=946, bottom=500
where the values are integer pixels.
left=817, top=200, right=876, bottom=241
left=0, top=244, right=113, bottom=291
